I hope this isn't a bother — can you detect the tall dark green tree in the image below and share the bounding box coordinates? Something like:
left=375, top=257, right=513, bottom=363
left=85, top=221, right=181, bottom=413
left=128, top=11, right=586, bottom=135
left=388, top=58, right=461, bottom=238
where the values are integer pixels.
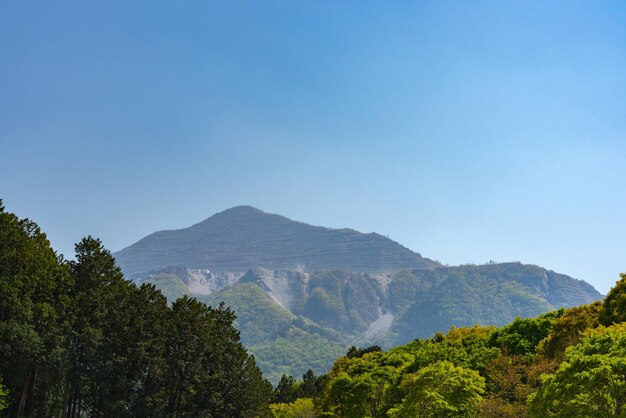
left=1, top=201, right=274, bottom=417
left=64, top=236, right=137, bottom=418
left=165, top=296, right=272, bottom=417
left=272, top=374, right=297, bottom=404
left=0, top=200, right=72, bottom=417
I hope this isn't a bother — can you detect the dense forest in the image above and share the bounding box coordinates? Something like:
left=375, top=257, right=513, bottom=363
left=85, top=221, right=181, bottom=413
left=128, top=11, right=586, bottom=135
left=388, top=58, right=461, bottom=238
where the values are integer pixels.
left=2, top=200, right=626, bottom=417
left=0, top=201, right=271, bottom=417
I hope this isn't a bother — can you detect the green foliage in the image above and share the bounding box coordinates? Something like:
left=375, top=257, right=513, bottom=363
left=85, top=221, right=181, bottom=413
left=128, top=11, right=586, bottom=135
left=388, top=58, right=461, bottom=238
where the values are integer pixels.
left=305, top=271, right=383, bottom=334
left=272, top=370, right=325, bottom=407
left=142, top=261, right=600, bottom=384
left=403, top=326, right=500, bottom=374
left=391, top=270, right=555, bottom=346
left=537, top=302, right=602, bottom=361
left=0, top=203, right=272, bottom=417
left=388, top=271, right=428, bottom=314
left=163, top=280, right=346, bottom=385
left=346, top=345, right=382, bottom=359
left=388, top=361, right=485, bottom=418
left=273, top=374, right=298, bottom=404
left=203, top=283, right=295, bottom=346
left=142, top=272, right=191, bottom=302
left=0, top=202, right=72, bottom=416
left=0, top=200, right=615, bottom=418
left=488, top=310, right=564, bottom=356
left=165, top=296, right=272, bottom=417
left=321, top=350, right=407, bottom=417
left=270, top=397, right=317, bottom=418
left=600, top=273, right=626, bottom=326
left=528, top=323, right=626, bottom=417
left=0, top=380, right=7, bottom=411
left=252, top=327, right=345, bottom=384
left=317, top=321, right=550, bottom=417
left=477, top=354, right=535, bottom=417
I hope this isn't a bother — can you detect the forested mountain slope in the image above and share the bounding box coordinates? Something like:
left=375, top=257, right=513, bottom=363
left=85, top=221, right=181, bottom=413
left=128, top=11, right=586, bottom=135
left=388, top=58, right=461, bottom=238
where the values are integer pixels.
left=138, top=264, right=603, bottom=387
left=122, top=207, right=601, bottom=382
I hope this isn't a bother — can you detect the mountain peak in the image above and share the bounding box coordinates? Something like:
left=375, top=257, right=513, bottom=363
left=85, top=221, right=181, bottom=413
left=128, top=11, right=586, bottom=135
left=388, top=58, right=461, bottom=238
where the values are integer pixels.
left=114, top=207, right=439, bottom=278
left=216, top=205, right=266, bottom=216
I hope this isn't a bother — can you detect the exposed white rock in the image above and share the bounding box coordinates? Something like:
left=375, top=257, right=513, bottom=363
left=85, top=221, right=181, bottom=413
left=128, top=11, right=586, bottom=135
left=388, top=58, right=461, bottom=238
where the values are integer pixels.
left=240, top=268, right=308, bottom=312
left=364, top=312, right=394, bottom=340
left=185, top=269, right=242, bottom=295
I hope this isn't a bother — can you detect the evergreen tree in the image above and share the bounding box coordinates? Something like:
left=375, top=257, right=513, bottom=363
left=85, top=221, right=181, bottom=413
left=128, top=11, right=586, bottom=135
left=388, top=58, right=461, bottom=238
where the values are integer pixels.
left=0, top=200, right=72, bottom=417
left=165, top=296, right=271, bottom=417
left=273, top=374, right=297, bottom=404
left=64, top=236, right=130, bottom=417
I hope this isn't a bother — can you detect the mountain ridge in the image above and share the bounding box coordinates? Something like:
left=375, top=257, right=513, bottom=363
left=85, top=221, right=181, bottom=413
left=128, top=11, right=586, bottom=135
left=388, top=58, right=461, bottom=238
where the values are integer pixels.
left=114, top=205, right=439, bottom=278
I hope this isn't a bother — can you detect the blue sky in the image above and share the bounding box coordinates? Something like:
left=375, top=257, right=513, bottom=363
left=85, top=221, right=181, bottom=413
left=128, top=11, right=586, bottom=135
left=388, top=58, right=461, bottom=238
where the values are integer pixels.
left=1, top=1, right=625, bottom=293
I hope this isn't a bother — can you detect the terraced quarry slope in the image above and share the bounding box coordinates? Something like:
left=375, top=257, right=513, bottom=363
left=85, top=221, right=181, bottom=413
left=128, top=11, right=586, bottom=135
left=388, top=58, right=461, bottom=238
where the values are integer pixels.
left=114, top=206, right=438, bottom=279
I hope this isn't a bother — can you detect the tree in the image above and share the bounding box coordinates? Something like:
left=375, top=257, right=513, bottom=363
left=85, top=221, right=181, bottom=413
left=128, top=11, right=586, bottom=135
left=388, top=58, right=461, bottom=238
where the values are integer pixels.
left=476, top=354, right=533, bottom=417
left=0, top=202, right=275, bottom=416
left=528, top=323, right=626, bottom=417
left=269, top=398, right=316, bottom=418
left=273, top=374, right=297, bottom=404
left=322, top=351, right=402, bottom=418
left=165, top=296, right=271, bottom=417
left=600, top=273, right=626, bottom=326
left=0, top=379, right=7, bottom=411
left=295, top=369, right=323, bottom=399
left=64, top=236, right=132, bottom=418
left=488, top=310, right=564, bottom=356
left=537, top=302, right=601, bottom=361
left=346, top=345, right=381, bottom=359
left=0, top=201, right=72, bottom=417
left=388, top=361, right=485, bottom=418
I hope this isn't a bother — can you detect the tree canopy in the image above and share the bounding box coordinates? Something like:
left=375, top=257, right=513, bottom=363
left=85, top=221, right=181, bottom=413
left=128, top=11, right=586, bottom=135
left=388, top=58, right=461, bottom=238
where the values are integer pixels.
left=0, top=203, right=271, bottom=417
left=529, top=323, right=626, bottom=417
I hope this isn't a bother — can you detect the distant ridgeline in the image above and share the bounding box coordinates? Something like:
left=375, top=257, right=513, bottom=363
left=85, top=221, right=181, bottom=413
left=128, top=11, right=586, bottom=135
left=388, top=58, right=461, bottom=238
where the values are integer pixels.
left=113, top=206, right=601, bottom=383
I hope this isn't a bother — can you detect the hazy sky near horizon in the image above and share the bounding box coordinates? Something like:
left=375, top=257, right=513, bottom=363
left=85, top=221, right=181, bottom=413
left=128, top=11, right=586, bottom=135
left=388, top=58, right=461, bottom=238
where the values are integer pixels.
left=1, top=1, right=625, bottom=293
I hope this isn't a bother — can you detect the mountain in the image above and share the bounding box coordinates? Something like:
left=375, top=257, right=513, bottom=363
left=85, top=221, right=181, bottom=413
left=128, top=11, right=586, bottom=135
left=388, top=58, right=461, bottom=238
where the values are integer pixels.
left=114, top=206, right=438, bottom=279
left=113, top=206, right=602, bottom=383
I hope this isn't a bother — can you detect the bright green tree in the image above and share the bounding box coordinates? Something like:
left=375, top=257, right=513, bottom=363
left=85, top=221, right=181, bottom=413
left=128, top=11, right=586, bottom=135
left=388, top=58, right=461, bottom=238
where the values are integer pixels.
left=388, top=361, right=485, bottom=418
left=322, top=351, right=405, bottom=418
left=488, top=310, right=564, bottom=356
left=528, top=323, right=626, bottom=417
left=270, top=398, right=316, bottom=418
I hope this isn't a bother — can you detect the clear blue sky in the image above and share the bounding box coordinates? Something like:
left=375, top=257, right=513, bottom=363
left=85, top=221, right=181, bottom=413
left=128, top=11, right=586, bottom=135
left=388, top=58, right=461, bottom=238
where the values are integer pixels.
left=1, top=1, right=625, bottom=293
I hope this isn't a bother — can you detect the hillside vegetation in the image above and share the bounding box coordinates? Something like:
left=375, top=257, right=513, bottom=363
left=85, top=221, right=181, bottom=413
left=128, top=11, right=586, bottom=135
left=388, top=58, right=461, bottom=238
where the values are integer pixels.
left=115, top=206, right=601, bottom=383
left=270, top=275, right=626, bottom=417
left=1, top=200, right=619, bottom=418
left=143, top=262, right=600, bottom=383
